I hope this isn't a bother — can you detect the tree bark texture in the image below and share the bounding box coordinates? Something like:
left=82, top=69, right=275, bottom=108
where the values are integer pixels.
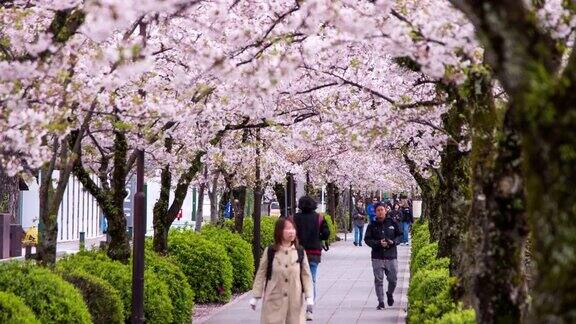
left=435, top=89, right=472, bottom=274
left=0, top=169, right=19, bottom=222
left=152, top=164, right=171, bottom=255
left=195, top=180, right=206, bottom=232
left=152, top=151, right=204, bottom=254
left=74, top=131, right=130, bottom=261
left=273, top=183, right=286, bottom=217
left=470, top=110, right=528, bottom=324
left=209, top=173, right=219, bottom=223
left=326, top=182, right=339, bottom=221
left=233, top=186, right=247, bottom=233
left=445, top=2, right=571, bottom=320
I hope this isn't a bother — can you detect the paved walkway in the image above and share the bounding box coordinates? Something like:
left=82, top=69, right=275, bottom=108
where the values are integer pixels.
left=200, top=238, right=410, bottom=324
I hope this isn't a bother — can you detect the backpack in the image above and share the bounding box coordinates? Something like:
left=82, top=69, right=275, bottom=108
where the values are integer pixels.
left=265, top=245, right=305, bottom=291
left=318, top=213, right=330, bottom=250
left=318, top=213, right=330, bottom=240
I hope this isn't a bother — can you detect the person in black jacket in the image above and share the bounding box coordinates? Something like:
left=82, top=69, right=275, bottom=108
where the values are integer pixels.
left=400, top=201, right=413, bottom=245
left=294, top=196, right=330, bottom=320
left=364, top=203, right=403, bottom=310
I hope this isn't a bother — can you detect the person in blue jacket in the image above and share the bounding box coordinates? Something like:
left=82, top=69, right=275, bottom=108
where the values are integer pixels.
left=366, top=197, right=378, bottom=223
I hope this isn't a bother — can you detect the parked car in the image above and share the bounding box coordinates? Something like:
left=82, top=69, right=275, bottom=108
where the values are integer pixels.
left=269, top=201, right=281, bottom=217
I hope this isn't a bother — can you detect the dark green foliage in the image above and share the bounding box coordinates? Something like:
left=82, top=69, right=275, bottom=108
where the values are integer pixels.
left=0, top=291, right=39, bottom=324
left=59, top=270, right=124, bottom=324
left=168, top=229, right=233, bottom=303
left=144, top=248, right=195, bottom=324
left=200, top=226, right=255, bottom=292
left=57, top=251, right=173, bottom=323
left=0, top=261, right=91, bottom=323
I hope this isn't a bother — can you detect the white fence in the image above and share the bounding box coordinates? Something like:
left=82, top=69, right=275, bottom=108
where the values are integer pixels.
left=20, top=173, right=104, bottom=242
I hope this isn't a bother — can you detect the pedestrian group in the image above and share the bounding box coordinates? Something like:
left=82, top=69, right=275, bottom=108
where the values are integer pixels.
left=249, top=194, right=413, bottom=323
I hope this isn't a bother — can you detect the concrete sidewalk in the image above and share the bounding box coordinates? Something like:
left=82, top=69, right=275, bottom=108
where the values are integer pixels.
left=200, top=239, right=410, bottom=324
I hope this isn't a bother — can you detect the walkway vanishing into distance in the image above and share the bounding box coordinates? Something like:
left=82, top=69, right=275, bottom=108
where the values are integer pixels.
left=199, top=236, right=410, bottom=324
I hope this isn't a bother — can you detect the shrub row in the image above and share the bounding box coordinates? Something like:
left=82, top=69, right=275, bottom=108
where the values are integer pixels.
left=59, top=270, right=124, bottom=324
left=0, top=291, right=39, bottom=324
left=56, top=251, right=193, bottom=323
left=200, top=225, right=255, bottom=292
left=144, top=249, right=195, bottom=323
left=408, top=221, right=475, bottom=324
left=168, top=229, right=233, bottom=303
left=0, top=261, right=91, bottom=324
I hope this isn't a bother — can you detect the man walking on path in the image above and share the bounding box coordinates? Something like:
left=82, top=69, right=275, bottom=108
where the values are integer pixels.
left=366, top=197, right=377, bottom=224
left=364, top=203, right=403, bottom=310
left=294, top=196, right=331, bottom=320
left=352, top=200, right=367, bottom=246
left=400, top=201, right=413, bottom=245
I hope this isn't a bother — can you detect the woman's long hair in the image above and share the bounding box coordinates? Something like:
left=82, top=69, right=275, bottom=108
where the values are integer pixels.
left=273, top=217, right=300, bottom=250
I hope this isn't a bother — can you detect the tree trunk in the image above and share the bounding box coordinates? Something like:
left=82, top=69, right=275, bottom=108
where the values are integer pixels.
left=233, top=186, right=247, bottom=233
left=0, top=169, right=20, bottom=222
left=195, top=181, right=206, bottom=232
left=435, top=94, right=471, bottom=273
left=37, top=164, right=58, bottom=266
left=152, top=151, right=204, bottom=254
left=470, top=110, right=528, bottom=324
left=273, top=183, right=286, bottom=217
left=305, top=172, right=313, bottom=196
left=457, top=71, right=529, bottom=323
left=152, top=164, right=171, bottom=255
left=74, top=131, right=130, bottom=262
left=37, top=105, right=96, bottom=265
left=326, top=182, right=338, bottom=219
left=403, top=154, right=439, bottom=225
left=209, top=173, right=219, bottom=223
left=517, top=88, right=576, bottom=323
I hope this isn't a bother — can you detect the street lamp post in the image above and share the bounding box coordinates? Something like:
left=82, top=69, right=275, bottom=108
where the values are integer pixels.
left=131, top=149, right=145, bottom=323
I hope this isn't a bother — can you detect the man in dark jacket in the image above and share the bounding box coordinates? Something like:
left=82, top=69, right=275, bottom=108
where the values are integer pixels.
left=400, top=202, right=413, bottom=245
left=294, top=196, right=330, bottom=320
left=364, top=203, right=403, bottom=310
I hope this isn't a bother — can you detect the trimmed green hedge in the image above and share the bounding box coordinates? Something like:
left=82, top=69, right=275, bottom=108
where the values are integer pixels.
left=145, top=248, right=195, bottom=324
left=57, top=252, right=173, bottom=323
left=200, top=226, right=255, bottom=292
left=408, top=268, right=456, bottom=323
left=168, top=229, right=233, bottom=303
left=411, top=242, right=450, bottom=275
left=411, top=221, right=431, bottom=253
left=434, top=308, right=476, bottom=324
left=0, top=291, right=39, bottom=324
left=60, top=270, right=124, bottom=324
left=0, top=261, right=91, bottom=323
left=408, top=222, right=475, bottom=323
